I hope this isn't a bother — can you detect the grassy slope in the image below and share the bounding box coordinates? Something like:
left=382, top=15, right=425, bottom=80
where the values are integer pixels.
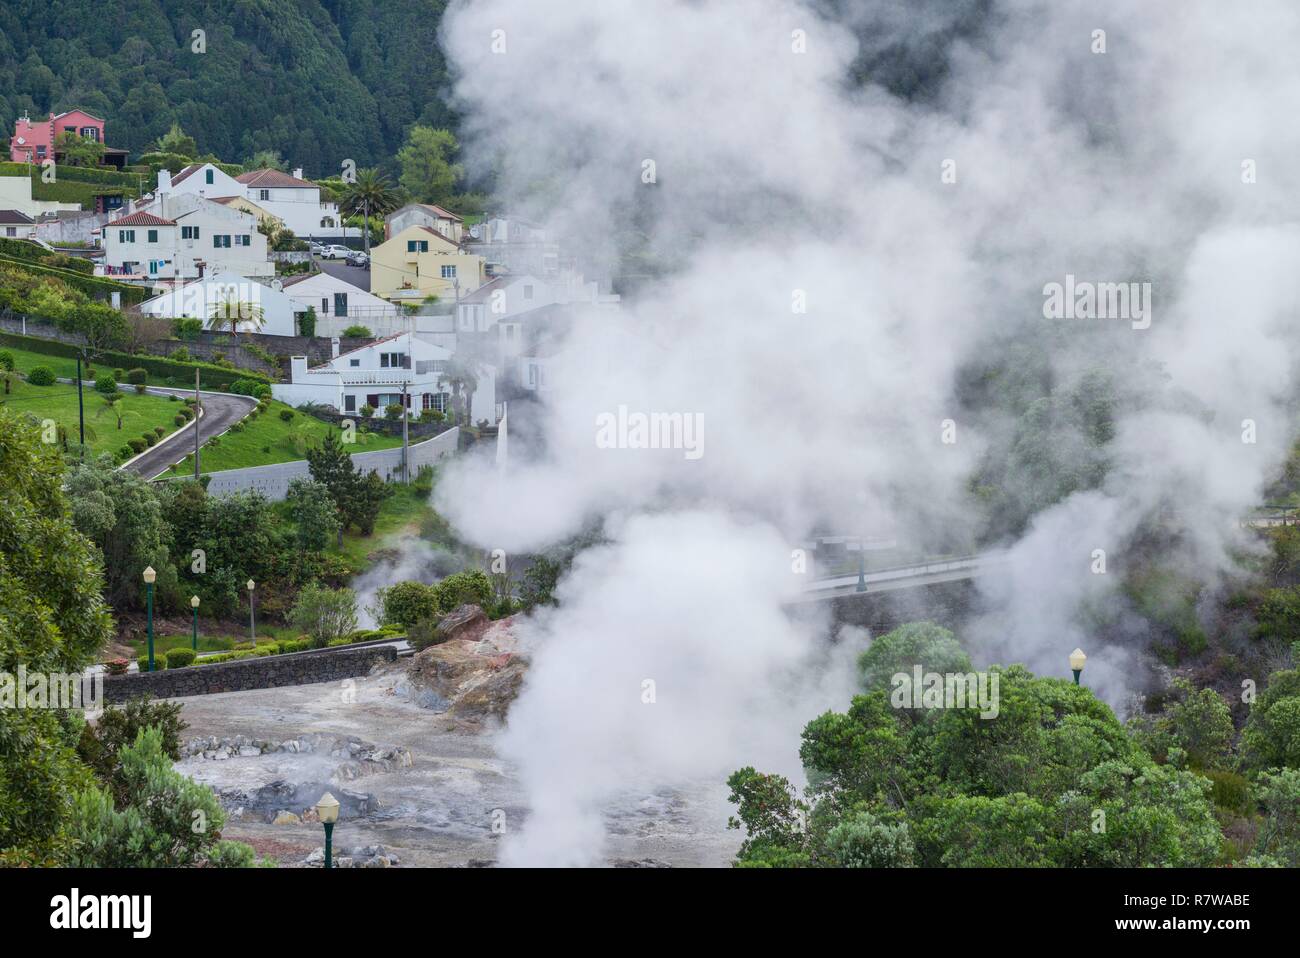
left=0, top=378, right=184, bottom=457
left=168, top=398, right=404, bottom=474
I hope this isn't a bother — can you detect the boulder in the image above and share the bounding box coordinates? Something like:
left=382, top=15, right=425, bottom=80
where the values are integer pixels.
left=406, top=615, right=527, bottom=721
left=272, top=810, right=301, bottom=826
left=434, top=604, right=490, bottom=644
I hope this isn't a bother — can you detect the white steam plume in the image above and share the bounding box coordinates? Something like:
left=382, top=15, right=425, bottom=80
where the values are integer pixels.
left=433, top=0, right=1300, bottom=863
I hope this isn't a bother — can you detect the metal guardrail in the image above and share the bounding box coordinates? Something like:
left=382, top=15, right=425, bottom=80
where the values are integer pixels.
left=810, top=552, right=998, bottom=583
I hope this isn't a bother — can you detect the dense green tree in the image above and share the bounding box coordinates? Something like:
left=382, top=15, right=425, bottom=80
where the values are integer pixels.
left=286, top=478, right=341, bottom=552
left=0, top=407, right=112, bottom=864
left=1252, top=767, right=1300, bottom=867
left=857, top=621, right=971, bottom=693
left=1241, top=670, right=1300, bottom=771
left=154, top=121, right=196, bottom=158
left=397, top=125, right=464, bottom=205
left=730, top=654, right=1223, bottom=868
left=54, top=129, right=105, bottom=167
left=65, top=455, right=176, bottom=612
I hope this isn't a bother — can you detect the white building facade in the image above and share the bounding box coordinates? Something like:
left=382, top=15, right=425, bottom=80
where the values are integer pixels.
left=136, top=271, right=305, bottom=337
left=273, top=332, right=497, bottom=424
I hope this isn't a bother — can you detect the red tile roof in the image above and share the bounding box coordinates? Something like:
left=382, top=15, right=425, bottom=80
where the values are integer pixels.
left=236, top=169, right=316, bottom=189
left=104, top=210, right=176, bottom=227
left=419, top=203, right=462, bottom=222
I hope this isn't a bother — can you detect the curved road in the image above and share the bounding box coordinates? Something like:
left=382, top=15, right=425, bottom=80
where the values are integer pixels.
left=118, top=387, right=257, bottom=480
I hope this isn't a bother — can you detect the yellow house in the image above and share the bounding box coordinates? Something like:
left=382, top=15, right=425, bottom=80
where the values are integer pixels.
left=210, top=195, right=282, bottom=230
left=370, top=224, right=486, bottom=303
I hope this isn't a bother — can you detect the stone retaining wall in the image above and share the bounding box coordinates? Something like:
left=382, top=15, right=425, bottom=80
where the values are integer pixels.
left=103, top=644, right=398, bottom=702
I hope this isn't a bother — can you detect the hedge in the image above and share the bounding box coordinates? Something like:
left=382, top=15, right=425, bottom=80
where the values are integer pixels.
left=0, top=162, right=144, bottom=189
left=0, top=331, right=271, bottom=390
left=165, top=648, right=197, bottom=669
left=0, top=253, right=148, bottom=305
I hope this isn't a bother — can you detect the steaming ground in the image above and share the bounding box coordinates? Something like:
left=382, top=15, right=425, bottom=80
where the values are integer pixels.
left=426, top=0, right=1300, bottom=863
left=174, top=669, right=744, bottom=867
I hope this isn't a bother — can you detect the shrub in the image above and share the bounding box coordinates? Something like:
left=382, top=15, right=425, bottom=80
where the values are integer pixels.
left=165, top=648, right=197, bottom=669
left=408, top=618, right=442, bottom=652
left=93, top=374, right=117, bottom=396
left=154, top=426, right=166, bottom=438
left=434, top=570, right=494, bottom=613
left=279, top=409, right=294, bottom=422
left=104, top=659, right=129, bottom=676
left=126, top=368, right=147, bottom=385
left=375, top=581, right=440, bottom=627
left=168, top=393, right=180, bottom=401
left=127, top=438, right=147, bottom=453
left=170, top=345, right=192, bottom=361
left=26, top=365, right=55, bottom=386
left=233, top=642, right=254, bottom=651
left=342, top=324, right=372, bottom=338
left=134, top=383, right=147, bottom=395
left=142, top=433, right=157, bottom=447
left=291, top=583, right=360, bottom=648
left=385, top=403, right=404, bottom=421
left=136, top=656, right=150, bottom=673
left=112, top=368, right=125, bottom=380
left=0, top=349, right=14, bottom=370
left=359, top=404, right=375, bottom=418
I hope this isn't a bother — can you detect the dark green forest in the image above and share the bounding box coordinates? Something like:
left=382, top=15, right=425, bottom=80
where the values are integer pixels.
left=0, top=0, right=456, bottom=175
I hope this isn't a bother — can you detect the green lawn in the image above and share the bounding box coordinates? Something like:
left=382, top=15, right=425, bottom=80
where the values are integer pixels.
left=0, top=377, right=185, bottom=458
left=337, top=482, right=437, bottom=570
left=166, top=398, right=404, bottom=474
left=1, top=343, right=82, bottom=379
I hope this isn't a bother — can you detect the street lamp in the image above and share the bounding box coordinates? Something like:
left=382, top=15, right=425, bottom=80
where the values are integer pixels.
left=856, top=537, right=867, bottom=593
left=315, top=792, right=340, bottom=869
left=247, top=579, right=256, bottom=643
left=143, top=566, right=157, bottom=672
left=190, top=595, right=200, bottom=652
left=1069, top=647, right=1087, bottom=686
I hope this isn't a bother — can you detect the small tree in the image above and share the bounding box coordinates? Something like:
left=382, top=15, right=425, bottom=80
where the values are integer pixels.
left=298, top=305, right=317, bottom=337
left=285, top=477, right=341, bottom=551
left=290, top=583, right=359, bottom=648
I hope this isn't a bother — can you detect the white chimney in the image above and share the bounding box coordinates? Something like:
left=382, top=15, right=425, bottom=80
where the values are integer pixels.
left=331, top=337, right=341, bottom=359
left=157, top=168, right=172, bottom=193
left=292, top=167, right=303, bottom=180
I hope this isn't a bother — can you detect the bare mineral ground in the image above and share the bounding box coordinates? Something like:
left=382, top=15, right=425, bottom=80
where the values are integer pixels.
left=172, top=661, right=741, bottom=867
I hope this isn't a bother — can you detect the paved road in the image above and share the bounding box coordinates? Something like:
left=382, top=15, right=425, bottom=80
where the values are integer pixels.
left=316, top=255, right=371, bottom=290
left=119, top=387, right=257, bottom=480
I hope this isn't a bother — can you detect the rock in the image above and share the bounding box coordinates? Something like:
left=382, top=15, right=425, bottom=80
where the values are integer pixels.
left=434, top=604, right=490, bottom=644
left=406, top=615, right=526, bottom=721
left=272, top=810, right=301, bottom=825
left=238, top=746, right=261, bottom=757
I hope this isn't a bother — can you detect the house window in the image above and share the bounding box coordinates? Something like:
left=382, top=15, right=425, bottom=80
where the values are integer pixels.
left=423, top=393, right=447, bottom=412
left=528, top=364, right=537, bottom=386
left=349, top=359, right=360, bottom=367
left=333, top=293, right=347, bottom=317
left=205, top=169, right=214, bottom=184
left=119, top=230, right=135, bottom=243
left=379, top=352, right=407, bottom=369
left=81, top=127, right=99, bottom=141
left=148, top=260, right=162, bottom=275
left=406, top=240, right=429, bottom=253
left=440, top=265, right=457, bottom=279
left=35, top=147, right=46, bottom=159
left=523, top=284, right=533, bottom=299
left=344, top=395, right=356, bottom=412
left=505, top=325, right=516, bottom=340
left=236, top=235, right=251, bottom=246
left=213, top=235, right=231, bottom=248
left=182, top=226, right=200, bottom=239
left=147, top=229, right=158, bottom=243
left=259, top=190, right=270, bottom=201
left=4, top=227, right=16, bottom=237
left=63, top=125, right=76, bottom=135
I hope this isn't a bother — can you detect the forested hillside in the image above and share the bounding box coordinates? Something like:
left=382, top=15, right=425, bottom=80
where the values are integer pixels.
left=0, top=0, right=456, bottom=174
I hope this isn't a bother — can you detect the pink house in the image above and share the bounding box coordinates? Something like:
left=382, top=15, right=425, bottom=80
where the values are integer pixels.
left=9, top=109, right=127, bottom=168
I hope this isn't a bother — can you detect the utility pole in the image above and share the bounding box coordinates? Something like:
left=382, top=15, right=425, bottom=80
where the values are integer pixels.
left=193, top=367, right=201, bottom=479
left=401, top=381, right=410, bottom=484
left=75, top=354, right=85, bottom=454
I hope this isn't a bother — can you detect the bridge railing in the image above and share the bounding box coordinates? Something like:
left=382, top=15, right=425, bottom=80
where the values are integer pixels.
left=809, top=551, right=1005, bottom=584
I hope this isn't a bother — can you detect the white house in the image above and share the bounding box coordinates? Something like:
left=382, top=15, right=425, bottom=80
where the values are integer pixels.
left=136, top=270, right=305, bottom=337
left=467, top=215, right=559, bottom=276
left=160, top=163, right=352, bottom=240
left=0, top=208, right=36, bottom=239
left=100, top=192, right=272, bottom=284
left=235, top=168, right=349, bottom=239
left=273, top=332, right=497, bottom=424
left=277, top=271, right=398, bottom=335
left=385, top=203, right=463, bottom=243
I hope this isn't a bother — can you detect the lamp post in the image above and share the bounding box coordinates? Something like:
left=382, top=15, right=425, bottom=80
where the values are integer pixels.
left=247, top=579, right=256, bottom=643
left=315, top=792, right=340, bottom=869
left=143, top=566, right=157, bottom=672
left=190, top=595, right=200, bottom=651
left=1069, top=647, right=1087, bottom=686
left=856, top=537, right=867, bottom=593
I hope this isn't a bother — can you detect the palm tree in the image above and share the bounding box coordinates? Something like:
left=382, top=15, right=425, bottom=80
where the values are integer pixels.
left=207, top=293, right=266, bottom=338
left=339, top=168, right=400, bottom=257
left=96, top=394, right=126, bottom=431
left=438, top=359, right=479, bottom=427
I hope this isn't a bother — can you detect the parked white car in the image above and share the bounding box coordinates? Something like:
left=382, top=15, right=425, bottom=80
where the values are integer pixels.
left=321, top=245, right=352, bottom=260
